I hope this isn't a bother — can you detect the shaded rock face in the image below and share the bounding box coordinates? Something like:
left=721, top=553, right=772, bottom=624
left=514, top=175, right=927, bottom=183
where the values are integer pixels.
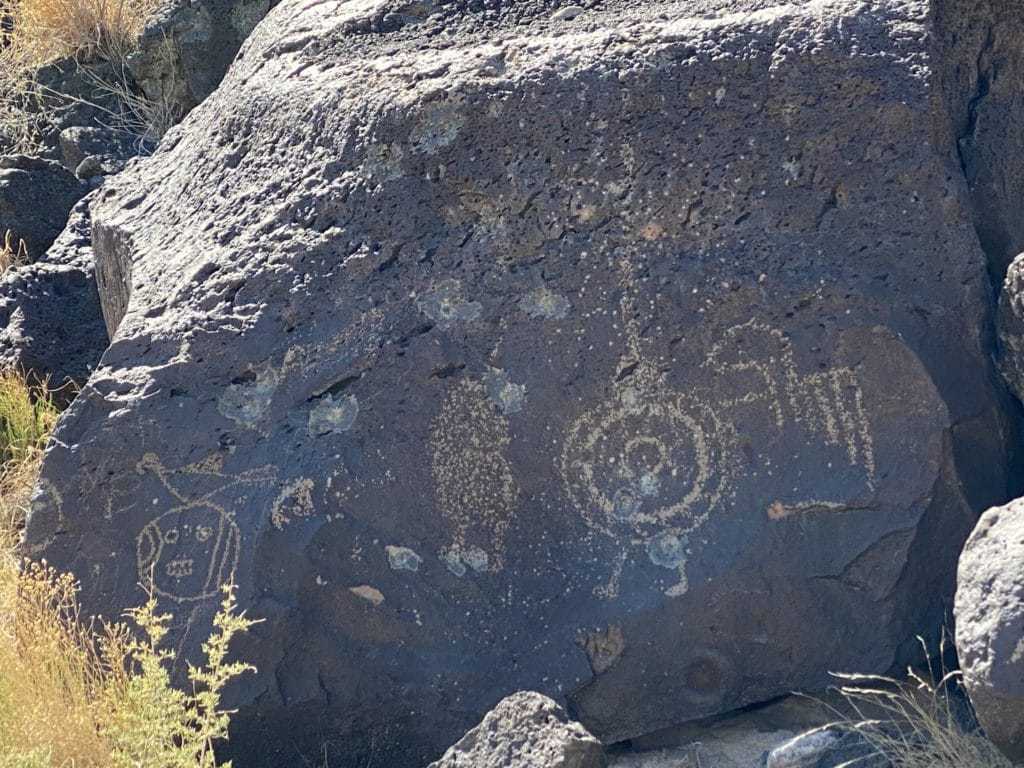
left=0, top=155, right=86, bottom=259
left=955, top=499, right=1024, bottom=763
left=933, top=0, right=1024, bottom=280
left=24, top=0, right=1024, bottom=765
left=0, top=196, right=109, bottom=389
left=127, top=0, right=280, bottom=119
left=429, top=691, right=606, bottom=768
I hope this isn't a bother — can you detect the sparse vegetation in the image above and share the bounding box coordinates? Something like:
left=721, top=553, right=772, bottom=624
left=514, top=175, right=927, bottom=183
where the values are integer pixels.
left=0, top=0, right=165, bottom=152
left=831, top=645, right=1014, bottom=768
left=0, top=232, right=28, bottom=277
left=0, top=368, right=256, bottom=768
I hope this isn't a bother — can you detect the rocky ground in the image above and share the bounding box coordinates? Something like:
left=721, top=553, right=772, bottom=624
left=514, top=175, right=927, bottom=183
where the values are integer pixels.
left=2, top=0, right=1024, bottom=766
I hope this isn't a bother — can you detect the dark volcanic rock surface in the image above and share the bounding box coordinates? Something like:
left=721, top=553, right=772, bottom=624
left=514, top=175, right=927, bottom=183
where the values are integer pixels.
left=955, top=498, right=1024, bottom=763
left=0, top=155, right=87, bottom=259
left=0, top=195, right=109, bottom=389
left=24, top=0, right=1024, bottom=765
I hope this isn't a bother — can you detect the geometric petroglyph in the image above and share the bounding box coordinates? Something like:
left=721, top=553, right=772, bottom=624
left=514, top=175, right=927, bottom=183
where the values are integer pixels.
left=134, top=453, right=276, bottom=603
left=559, top=258, right=876, bottom=599
left=561, top=366, right=734, bottom=543
left=431, top=378, right=519, bottom=571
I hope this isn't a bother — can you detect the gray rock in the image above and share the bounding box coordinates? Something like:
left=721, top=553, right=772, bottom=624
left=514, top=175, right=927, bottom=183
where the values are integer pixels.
left=429, top=691, right=606, bottom=768
left=59, top=127, right=137, bottom=179
left=997, top=253, right=1024, bottom=401
left=0, top=195, right=108, bottom=390
left=955, top=498, right=1024, bottom=762
left=22, top=0, right=1024, bottom=766
left=127, top=0, right=279, bottom=119
left=766, top=726, right=884, bottom=768
left=0, top=155, right=86, bottom=260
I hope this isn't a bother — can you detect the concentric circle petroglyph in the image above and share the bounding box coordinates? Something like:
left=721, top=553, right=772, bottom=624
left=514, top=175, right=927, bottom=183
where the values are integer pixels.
left=560, top=380, right=734, bottom=541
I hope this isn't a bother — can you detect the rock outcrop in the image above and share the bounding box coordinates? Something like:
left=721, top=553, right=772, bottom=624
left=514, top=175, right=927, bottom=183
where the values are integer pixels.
left=24, top=0, right=1024, bottom=765
left=429, top=691, right=606, bottom=768
left=128, top=0, right=281, bottom=119
left=0, top=155, right=86, bottom=259
left=0, top=196, right=108, bottom=389
left=955, top=498, right=1024, bottom=763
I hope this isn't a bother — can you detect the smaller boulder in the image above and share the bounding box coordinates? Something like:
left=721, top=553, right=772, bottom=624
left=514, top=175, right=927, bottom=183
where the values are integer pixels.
left=429, top=692, right=607, bottom=768
left=0, top=195, right=108, bottom=390
left=0, top=155, right=86, bottom=260
left=127, top=0, right=278, bottom=119
left=955, top=498, right=1024, bottom=763
left=766, top=726, right=884, bottom=768
left=59, top=127, right=139, bottom=180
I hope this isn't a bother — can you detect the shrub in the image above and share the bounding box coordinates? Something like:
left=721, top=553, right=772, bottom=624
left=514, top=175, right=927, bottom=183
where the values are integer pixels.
left=0, top=368, right=256, bottom=768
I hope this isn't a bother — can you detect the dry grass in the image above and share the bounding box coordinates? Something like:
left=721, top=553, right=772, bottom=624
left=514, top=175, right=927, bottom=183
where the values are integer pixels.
left=0, top=231, right=29, bottom=276
left=826, top=640, right=1015, bottom=768
left=0, top=0, right=163, bottom=152
left=3, top=0, right=158, bottom=69
left=0, top=368, right=257, bottom=768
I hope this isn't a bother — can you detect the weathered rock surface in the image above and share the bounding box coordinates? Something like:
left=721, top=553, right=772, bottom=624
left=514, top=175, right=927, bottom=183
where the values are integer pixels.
left=24, top=0, right=1024, bottom=765
left=0, top=155, right=86, bottom=259
left=955, top=498, right=1024, bottom=762
left=0, top=195, right=108, bottom=389
left=128, top=0, right=281, bottom=118
left=429, top=691, right=606, bottom=768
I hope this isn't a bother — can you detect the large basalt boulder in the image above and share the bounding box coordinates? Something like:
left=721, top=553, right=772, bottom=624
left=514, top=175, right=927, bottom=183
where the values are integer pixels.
left=24, top=0, right=1024, bottom=765
left=429, top=691, right=606, bottom=768
left=0, top=155, right=86, bottom=259
left=955, top=499, right=1024, bottom=763
left=0, top=195, right=109, bottom=389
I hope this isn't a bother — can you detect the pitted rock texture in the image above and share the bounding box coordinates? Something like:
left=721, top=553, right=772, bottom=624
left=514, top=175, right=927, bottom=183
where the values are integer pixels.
left=24, top=0, right=1024, bottom=765
left=0, top=196, right=108, bottom=389
left=428, top=691, right=606, bottom=768
left=955, top=498, right=1024, bottom=763
left=0, top=155, right=86, bottom=259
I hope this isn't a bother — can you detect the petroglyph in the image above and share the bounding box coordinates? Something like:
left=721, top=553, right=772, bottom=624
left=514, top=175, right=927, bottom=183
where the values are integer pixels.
left=521, top=286, right=571, bottom=320
left=271, top=478, right=315, bottom=530
left=560, top=257, right=876, bottom=599
left=134, top=454, right=276, bottom=603
left=416, top=280, right=483, bottom=327
left=386, top=545, right=423, bottom=572
left=138, top=504, right=240, bottom=604
left=431, top=378, right=519, bottom=570
left=308, top=394, right=359, bottom=437
left=704, top=320, right=876, bottom=485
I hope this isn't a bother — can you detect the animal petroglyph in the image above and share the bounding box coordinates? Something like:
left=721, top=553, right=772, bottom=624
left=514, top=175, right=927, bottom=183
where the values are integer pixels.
left=560, top=257, right=876, bottom=598
left=134, top=454, right=276, bottom=603
left=431, top=378, right=519, bottom=571
left=703, top=320, right=875, bottom=484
